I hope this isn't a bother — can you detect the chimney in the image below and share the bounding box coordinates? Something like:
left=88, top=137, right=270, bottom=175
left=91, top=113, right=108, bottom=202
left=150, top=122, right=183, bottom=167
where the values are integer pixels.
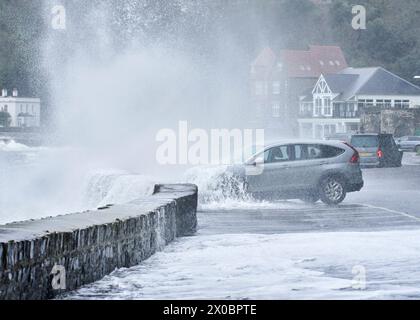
left=12, top=88, right=18, bottom=97
left=1, top=89, right=7, bottom=97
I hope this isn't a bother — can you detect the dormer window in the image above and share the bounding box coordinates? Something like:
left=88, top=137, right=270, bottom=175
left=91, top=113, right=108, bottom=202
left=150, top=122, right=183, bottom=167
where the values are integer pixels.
left=335, top=60, right=341, bottom=66
left=329, top=61, right=334, bottom=66
left=320, top=60, right=324, bottom=66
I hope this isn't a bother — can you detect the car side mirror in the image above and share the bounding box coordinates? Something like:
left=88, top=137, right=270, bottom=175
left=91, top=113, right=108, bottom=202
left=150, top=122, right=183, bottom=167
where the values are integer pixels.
left=252, top=157, right=264, bottom=166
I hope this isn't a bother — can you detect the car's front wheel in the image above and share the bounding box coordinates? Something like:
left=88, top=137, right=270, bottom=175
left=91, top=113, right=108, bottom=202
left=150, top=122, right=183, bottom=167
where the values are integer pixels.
left=319, top=176, right=346, bottom=205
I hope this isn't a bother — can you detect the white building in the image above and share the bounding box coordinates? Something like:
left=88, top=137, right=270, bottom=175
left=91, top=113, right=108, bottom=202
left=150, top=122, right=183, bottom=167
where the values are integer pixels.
left=298, top=67, right=420, bottom=139
left=0, top=88, right=41, bottom=128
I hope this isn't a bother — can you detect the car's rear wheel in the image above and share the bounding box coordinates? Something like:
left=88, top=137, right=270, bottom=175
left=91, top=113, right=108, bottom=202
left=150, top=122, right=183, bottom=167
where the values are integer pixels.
left=319, top=176, right=346, bottom=205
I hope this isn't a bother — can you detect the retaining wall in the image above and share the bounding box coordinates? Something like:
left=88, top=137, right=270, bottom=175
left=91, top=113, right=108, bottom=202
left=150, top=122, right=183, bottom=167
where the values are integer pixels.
left=0, top=184, right=198, bottom=300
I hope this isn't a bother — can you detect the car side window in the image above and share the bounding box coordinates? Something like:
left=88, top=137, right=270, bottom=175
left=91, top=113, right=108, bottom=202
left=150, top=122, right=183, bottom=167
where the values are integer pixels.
left=295, top=144, right=344, bottom=160
left=307, top=145, right=322, bottom=159
left=320, top=145, right=345, bottom=158
left=264, top=146, right=290, bottom=163
left=294, top=145, right=309, bottom=160
left=383, top=136, right=397, bottom=150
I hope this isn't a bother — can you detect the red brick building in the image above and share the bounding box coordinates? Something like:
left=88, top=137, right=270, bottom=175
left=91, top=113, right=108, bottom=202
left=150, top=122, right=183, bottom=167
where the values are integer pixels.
left=249, top=45, right=348, bottom=138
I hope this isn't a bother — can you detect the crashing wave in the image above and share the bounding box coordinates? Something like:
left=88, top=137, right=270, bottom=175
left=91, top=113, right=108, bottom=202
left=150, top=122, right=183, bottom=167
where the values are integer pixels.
left=0, top=139, right=31, bottom=152
left=82, top=170, right=156, bottom=209
left=184, top=165, right=250, bottom=204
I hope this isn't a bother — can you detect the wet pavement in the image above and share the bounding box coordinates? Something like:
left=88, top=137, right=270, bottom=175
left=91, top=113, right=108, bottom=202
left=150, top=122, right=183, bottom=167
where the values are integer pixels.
left=62, top=154, right=420, bottom=300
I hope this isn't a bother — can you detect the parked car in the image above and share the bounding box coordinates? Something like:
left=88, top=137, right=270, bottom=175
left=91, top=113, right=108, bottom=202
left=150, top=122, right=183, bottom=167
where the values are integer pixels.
left=350, top=134, right=403, bottom=168
left=226, top=140, right=364, bottom=205
left=395, top=136, right=420, bottom=153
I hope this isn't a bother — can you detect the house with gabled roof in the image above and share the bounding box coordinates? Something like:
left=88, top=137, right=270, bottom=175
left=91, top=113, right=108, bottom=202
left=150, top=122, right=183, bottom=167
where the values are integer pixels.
left=298, top=67, right=420, bottom=139
left=249, top=45, right=348, bottom=137
left=0, top=88, right=41, bottom=128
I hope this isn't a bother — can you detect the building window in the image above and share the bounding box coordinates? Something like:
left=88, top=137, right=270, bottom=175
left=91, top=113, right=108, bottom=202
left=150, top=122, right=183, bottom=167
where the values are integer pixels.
left=338, top=104, right=345, bottom=118
left=335, top=60, right=341, bottom=66
left=272, top=81, right=281, bottom=95
left=366, top=100, right=374, bottom=107
left=376, top=99, right=384, bottom=108
left=2, top=105, right=7, bottom=112
left=314, top=98, right=322, bottom=116
left=347, top=104, right=356, bottom=117
left=394, top=100, right=402, bottom=108
left=272, top=102, right=280, bottom=118
left=323, top=98, right=332, bottom=116
left=384, top=100, right=392, bottom=108
left=300, top=103, right=312, bottom=115
left=402, top=100, right=410, bottom=108
left=320, top=60, right=324, bottom=66
left=307, top=103, right=313, bottom=114
left=329, top=61, right=334, bottom=66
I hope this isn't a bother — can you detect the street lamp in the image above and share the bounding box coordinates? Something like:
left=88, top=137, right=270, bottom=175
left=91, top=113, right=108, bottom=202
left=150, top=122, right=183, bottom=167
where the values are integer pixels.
left=414, top=76, right=420, bottom=79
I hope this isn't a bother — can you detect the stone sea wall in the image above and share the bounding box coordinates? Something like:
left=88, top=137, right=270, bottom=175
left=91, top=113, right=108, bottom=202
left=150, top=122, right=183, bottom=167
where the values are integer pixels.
left=0, top=184, right=198, bottom=300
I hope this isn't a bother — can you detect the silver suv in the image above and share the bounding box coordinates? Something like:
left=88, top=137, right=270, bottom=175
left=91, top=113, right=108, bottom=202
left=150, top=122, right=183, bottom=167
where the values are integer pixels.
left=396, top=136, right=420, bottom=153
left=227, top=140, right=364, bottom=205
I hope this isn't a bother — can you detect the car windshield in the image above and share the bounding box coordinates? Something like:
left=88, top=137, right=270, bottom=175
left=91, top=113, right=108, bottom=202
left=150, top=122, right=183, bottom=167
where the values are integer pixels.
left=351, top=136, right=379, bottom=148
left=231, top=144, right=265, bottom=164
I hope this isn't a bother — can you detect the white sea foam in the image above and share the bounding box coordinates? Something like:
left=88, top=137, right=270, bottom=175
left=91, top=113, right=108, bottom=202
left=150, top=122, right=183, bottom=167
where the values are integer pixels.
left=0, top=140, right=31, bottom=152
left=62, top=229, right=420, bottom=300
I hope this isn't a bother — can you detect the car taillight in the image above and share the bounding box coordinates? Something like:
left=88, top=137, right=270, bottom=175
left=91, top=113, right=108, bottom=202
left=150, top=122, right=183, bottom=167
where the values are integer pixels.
left=377, top=149, right=383, bottom=158
left=343, top=142, right=360, bottom=164
left=350, top=152, right=360, bottom=164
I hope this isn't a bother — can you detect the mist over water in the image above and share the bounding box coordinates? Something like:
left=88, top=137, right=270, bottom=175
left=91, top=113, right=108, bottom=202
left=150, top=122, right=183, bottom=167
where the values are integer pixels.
left=0, top=0, right=260, bottom=223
